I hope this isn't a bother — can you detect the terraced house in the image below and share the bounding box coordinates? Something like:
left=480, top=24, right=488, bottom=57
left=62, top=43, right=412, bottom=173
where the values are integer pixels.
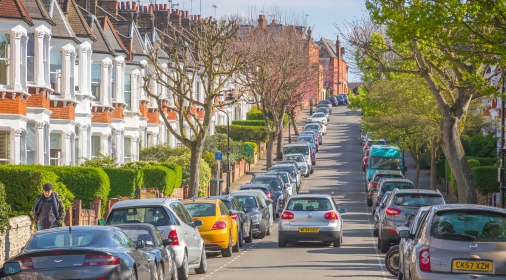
left=0, top=0, right=250, bottom=166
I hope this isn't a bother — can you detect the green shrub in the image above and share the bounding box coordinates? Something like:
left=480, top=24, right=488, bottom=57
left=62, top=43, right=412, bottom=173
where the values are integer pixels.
left=103, top=168, right=139, bottom=198
left=139, top=144, right=189, bottom=162
left=246, top=108, right=263, bottom=120
left=435, top=152, right=446, bottom=179
left=167, top=153, right=211, bottom=196
left=243, top=141, right=259, bottom=154
left=462, top=133, right=498, bottom=158
left=472, top=166, right=499, bottom=195
left=0, top=166, right=74, bottom=216
left=216, top=125, right=269, bottom=142
left=142, top=166, right=173, bottom=194
left=162, top=162, right=183, bottom=188
left=232, top=120, right=270, bottom=127
left=467, top=157, right=498, bottom=167
left=203, top=151, right=216, bottom=173
left=0, top=182, right=11, bottom=233
left=467, top=159, right=481, bottom=169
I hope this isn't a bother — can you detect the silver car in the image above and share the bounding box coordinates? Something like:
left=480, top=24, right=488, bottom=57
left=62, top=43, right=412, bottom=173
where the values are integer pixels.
left=283, top=154, right=310, bottom=177
left=106, top=198, right=206, bottom=280
left=278, top=194, right=346, bottom=247
left=232, top=189, right=274, bottom=228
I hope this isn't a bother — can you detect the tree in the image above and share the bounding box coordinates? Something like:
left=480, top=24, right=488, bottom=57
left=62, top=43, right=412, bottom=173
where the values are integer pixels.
left=342, top=1, right=504, bottom=203
left=144, top=18, right=248, bottom=197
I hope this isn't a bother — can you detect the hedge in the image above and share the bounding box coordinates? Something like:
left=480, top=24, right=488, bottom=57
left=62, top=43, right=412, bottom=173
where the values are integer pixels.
left=0, top=182, right=11, bottom=233
left=161, top=162, right=183, bottom=189
left=167, top=153, right=211, bottom=196
left=0, top=165, right=74, bottom=216
left=243, top=141, right=259, bottom=154
left=103, top=168, right=139, bottom=199
left=142, top=166, right=173, bottom=195
left=472, top=166, right=499, bottom=195
left=232, top=120, right=270, bottom=127
left=216, top=125, right=269, bottom=142
left=246, top=109, right=288, bottom=128
left=157, top=163, right=177, bottom=195
left=467, top=157, right=498, bottom=167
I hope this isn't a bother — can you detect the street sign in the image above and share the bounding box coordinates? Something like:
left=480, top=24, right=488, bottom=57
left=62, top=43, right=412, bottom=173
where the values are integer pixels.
left=215, top=151, right=223, bottom=161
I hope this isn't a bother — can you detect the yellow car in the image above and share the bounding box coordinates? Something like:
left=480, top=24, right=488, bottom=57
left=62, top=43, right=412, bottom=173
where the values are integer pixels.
left=182, top=199, right=239, bottom=257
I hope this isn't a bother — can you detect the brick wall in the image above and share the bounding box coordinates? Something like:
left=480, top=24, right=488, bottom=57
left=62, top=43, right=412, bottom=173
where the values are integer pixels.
left=111, top=104, right=124, bottom=119
left=140, top=103, right=148, bottom=118
left=165, top=107, right=177, bottom=120
left=147, top=109, right=159, bottom=124
left=0, top=93, right=27, bottom=115
left=92, top=109, right=112, bottom=123
left=0, top=216, right=33, bottom=266
left=26, top=88, right=51, bottom=109
left=50, top=101, right=76, bottom=120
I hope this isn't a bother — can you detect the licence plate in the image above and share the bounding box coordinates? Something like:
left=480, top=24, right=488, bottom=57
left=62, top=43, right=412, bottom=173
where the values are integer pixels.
left=299, top=228, right=319, bottom=233
left=452, top=260, right=493, bottom=272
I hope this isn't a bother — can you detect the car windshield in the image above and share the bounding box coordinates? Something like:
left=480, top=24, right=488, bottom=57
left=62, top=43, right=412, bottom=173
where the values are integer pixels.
left=184, top=203, right=216, bottom=217
left=296, top=137, right=313, bottom=143
left=287, top=198, right=332, bottom=211
left=108, top=207, right=172, bottom=226
left=250, top=178, right=282, bottom=190
left=235, top=196, right=259, bottom=210
left=373, top=174, right=403, bottom=182
left=284, top=155, right=304, bottom=162
left=267, top=173, right=289, bottom=183
left=370, top=157, right=401, bottom=170
left=319, top=100, right=331, bottom=104
left=336, top=95, right=344, bottom=100
left=393, top=194, right=444, bottom=207
left=383, top=182, right=414, bottom=191
left=312, top=113, right=325, bottom=118
left=316, top=109, right=327, bottom=113
left=305, top=125, right=320, bottom=130
left=120, top=228, right=156, bottom=247
left=430, top=210, right=506, bottom=242
left=28, top=230, right=104, bottom=249
left=284, top=146, right=309, bottom=155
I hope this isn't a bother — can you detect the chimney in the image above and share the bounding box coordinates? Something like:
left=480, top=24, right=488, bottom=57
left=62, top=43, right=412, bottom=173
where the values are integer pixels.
left=156, top=4, right=171, bottom=31
left=258, top=15, right=267, bottom=29
left=271, top=19, right=278, bottom=25
left=185, top=11, right=189, bottom=19
left=336, top=35, right=341, bottom=58
left=170, top=11, right=181, bottom=27
left=149, top=4, right=154, bottom=13
left=125, top=2, right=130, bottom=9
left=164, top=4, right=168, bottom=10
left=120, top=2, right=124, bottom=9
left=197, top=15, right=201, bottom=21
left=307, top=27, right=312, bottom=41
left=132, top=2, right=137, bottom=10
left=97, top=0, right=118, bottom=18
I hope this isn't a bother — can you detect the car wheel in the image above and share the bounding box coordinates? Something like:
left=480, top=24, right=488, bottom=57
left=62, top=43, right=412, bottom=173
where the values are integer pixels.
left=367, top=199, right=373, bottom=207
left=232, top=231, right=240, bottom=253
left=256, top=221, right=267, bottom=239
left=312, top=161, right=316, bottom=166
left=238, top=228, right=244, bottom=247
left=333, top=236, right=341, bottom=248
left=178, top=252, right=190, bottom=280
left=373, top=227, right=379, bottom=237
left=266, top=225, right=271, bottom=236
left=245, top=225, right=253, bottom=243
left=305, top=173, right=310, bottom=177
left=195, top=246, right=207, bottom=274
left=131, top=265, right=138, bottom=280
left=221, top=234, right=233, bottom=257
left=385, top=246, right=400, bottom=276
left=380, top=237, right=390, bottom=253
left=278, top=237, right=287, bottom=247
left=310, top=167, right=314, bottom=174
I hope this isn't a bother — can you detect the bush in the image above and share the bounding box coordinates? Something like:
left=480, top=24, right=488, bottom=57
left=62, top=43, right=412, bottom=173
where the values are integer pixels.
left=467, top=159, right=481, bottom=169
left=472, top=166, right=499, bottom=195
left=243, top=141, right=259, bottom=154
left=142, top=166, right=174, bottom=195
left=161, top=162, right=183, bottom=189
left=232, top=120, right=269, bottom=127
left=167, top=153, right=211, bottom=196
left=103, top=168, right=139, bottom=199
left=139, top=144, right=189, bottom=162
left=216, top=125, right=269, bottom=142
left=467, top=157, right=498, bottom=167
left=0, top=182, right=11, bottom=233
left=435, top=152, right=446, bottom=179
left=246, top=108, right=263, bottom=120
left=462, top=133, right=498, bottom=158
left=0, top=165, right=74, bottom=216
left=80, top=153, right=117, bottom=168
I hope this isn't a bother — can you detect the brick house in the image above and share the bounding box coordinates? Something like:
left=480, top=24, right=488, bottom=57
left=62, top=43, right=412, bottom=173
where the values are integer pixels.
left=318, top=35, right=349, bottom=96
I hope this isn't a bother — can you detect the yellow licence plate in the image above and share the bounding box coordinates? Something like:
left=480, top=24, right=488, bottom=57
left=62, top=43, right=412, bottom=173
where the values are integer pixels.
left=299, top=228, right=319, bottom=233
left=452, top=260, right=493, bottom=272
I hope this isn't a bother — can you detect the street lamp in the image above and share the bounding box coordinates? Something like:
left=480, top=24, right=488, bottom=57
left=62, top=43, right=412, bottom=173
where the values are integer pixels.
left=499, top=71, right=506, bottom=208
left=217, top=89, right=235, bottom=195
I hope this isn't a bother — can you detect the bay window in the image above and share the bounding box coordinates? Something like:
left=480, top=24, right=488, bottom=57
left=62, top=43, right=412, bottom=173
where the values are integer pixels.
left=0, top=131, right=9, bottom=164
left=124, top=74, right=132, bottom=109
left=0, top=33, right=10, bottom=86
left=91, top=63, right=101, bottom=99
left=26, top=123, right=36, bottom=164
left=111, top=64, right=115, bottom=100
left=91, top=135, right=100, bottom=159
left=27, top=33, right=34, bottom=82
left=49, top=133, right=62, bottom=166
left=124, top=137, right=131, bottom=163
left=50, top=50, right=62, bottom=93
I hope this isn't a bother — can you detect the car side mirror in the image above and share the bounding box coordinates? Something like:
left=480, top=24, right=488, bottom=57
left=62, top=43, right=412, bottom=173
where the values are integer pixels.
left=338, top=208, right=347, bottom=214
left=193, top=220, right=204, bottom=227
left=397, top=226, right=410, bottom=238
left=284, top=184, right=289, bottom=189
left=229, top=210, right=234, bottom=216
left=136, top=240, right=146, bottom=249
left=367, top=178, right=372, bottom=182
left=265, top=199, right=273, bottom=205
left=162, top=239, right=173, bottom=247
left=260, top=204, right=267, bottom=209
left=1, top=262, right=22, bottom=277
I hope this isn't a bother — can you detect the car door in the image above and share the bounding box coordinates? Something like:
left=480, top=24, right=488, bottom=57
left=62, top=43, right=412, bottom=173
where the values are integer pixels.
left=403, top=211, right=430, bottom=277
left=115, top=230, right=152, bottom=279
left=170, top=202, right=195, bottom=261
left=232, top=198, right=249, bottom=236
left=178, top=202, right=201, bottom=263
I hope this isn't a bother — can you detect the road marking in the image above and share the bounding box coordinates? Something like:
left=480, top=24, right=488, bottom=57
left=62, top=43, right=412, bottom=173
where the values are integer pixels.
left=300, top=176, right=309, bottom=191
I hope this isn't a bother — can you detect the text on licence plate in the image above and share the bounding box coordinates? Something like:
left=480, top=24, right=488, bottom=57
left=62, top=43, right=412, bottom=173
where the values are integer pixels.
left=299, top=228, right=318, bottom=233
left=452, top=260, right=493, bottom=272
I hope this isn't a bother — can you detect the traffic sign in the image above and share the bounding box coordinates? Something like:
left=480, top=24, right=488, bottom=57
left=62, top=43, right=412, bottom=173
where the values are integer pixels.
left=214, top=151, right=223, bottom=161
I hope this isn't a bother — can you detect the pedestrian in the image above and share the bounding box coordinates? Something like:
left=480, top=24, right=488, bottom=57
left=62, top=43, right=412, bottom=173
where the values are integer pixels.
left=33, top=183, right=65, bottom=231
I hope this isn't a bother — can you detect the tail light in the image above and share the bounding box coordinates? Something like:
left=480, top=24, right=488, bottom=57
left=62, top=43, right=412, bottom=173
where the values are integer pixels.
left=168, top=230, right=180, bottom=246
left=419, top=249, right=431, bottom=271
left=84, top=255, right=121, bottom=266
left=385, top=207, right=401, bottom=216
left=212, top=221, right=227, bottom=230
left=324, top=211, right=339, bottom=220
left=370, top=183, right=378, bottom=188
left=281, top=211, right=294, bottom=220
left=267, top=191, right=272, bottom=199
left=231, top=213, right=238, bottom=220
left=18, top=258, right=34, bottom=270
left=377, top=195, right=382, bottom=202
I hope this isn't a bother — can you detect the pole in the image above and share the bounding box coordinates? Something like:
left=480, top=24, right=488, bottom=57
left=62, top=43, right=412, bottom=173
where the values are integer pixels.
left=226, top=112, right=231, bottom=195
left=217, top=159, right=221, bottom=195
left=500, top=71, right=506, bottom=208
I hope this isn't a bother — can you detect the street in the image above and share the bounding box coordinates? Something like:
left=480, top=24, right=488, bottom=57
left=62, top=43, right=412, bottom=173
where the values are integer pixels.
left=197, top=106, right=394, bottom=279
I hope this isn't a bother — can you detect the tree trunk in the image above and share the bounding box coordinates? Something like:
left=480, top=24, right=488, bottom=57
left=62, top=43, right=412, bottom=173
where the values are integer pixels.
left=290, top=114, right=299, bottom=135
left=266, top=135, right=275, bottom=168
left=429, top=140, right=438, bottom=190
left=276, top=129, right=283, bottom=160
left=414, top=161, right=421, bottom=189
left=410, top=151, right=422, bottom=188
left=189, top=142, right=205, bottom=198
left=441, top=116, right=477, bottom=204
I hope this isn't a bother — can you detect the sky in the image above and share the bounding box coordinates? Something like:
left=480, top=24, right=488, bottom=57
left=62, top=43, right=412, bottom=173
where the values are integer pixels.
left=155, top=0, right=367, bottom=82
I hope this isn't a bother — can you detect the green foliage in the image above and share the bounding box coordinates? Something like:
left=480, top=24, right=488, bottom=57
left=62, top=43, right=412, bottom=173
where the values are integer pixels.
left=216, top=125, right=269, bottom=142
left=232, top=120, right=269, bottom=127
left=435, top=152, right=446, bottom=179
left=467, top=159, right=481, bottom=169
left=161, top=162, right=183, bottom=188
left=167, top=153, right=211, bottom=196
left=141, top=166, right=174, bottom=195
left=246, top=108, right=288, bottom=128
left=472, top=166, right=499, bottom=195
left=203, top=151, right=215, bottom=173
left=80, top=153, right=117, bottom=168
left=462, top=133, right=498, bottom=158
left=102, top=168, right=139, bottom=199
left=0, top=165, right=74, bottom=216
left=122, top=161, right=160, bottom=170
left=0, top=182, right=11, bottom=233
left=139, top=144, right=190, bottom=162
left=243, top=141, right=259, bottom=154
left=467, top=157, right=499, bottom=167
left=246, top=108, right=264, bottom=120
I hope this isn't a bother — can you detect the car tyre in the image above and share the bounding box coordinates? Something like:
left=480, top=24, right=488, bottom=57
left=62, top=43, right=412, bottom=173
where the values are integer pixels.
left=312, top=161, right=316, bottom=166
left=256, top=221, right=267, bottom=239
left=333, top=236, right=341, bottom=248
left=221, top=234, right=233, bottom=257
left=278, top=237, right=287, bottom=247
left=195, top=246, right=207, bottom=274
left=238, top=228, right=244, bottom=247
left=232, top=231, right=240, bottom=253
left=266, top=225, right=271, bottom=236
left=373, top=227, right=379, bottom=237
left=304, top=173, right=310, bottom=178
left=377, top=235, right=381, bottom=249
left=178, top=252, right=190, bottom=280
left=380, top=237, right=390, bottom=253
left=385, top=246, right=400, bottom=276
left=367, top=198, right=373, bottom=207
left=245, top=225, right=253, bottom=243
left=310, top=167, right=314, bottom=174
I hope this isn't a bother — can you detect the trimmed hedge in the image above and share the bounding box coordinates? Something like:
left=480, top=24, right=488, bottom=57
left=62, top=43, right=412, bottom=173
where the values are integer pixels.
left=246, top=108, right=263, bottom=120
left=232, top=120, right=269, bottom=127
left=103, top=168, right=139, bottom=199
left=472, top=166, right=499, bottom=195
left=467, top=157, right=498, bottom=167
left=167, top=153, right=211, bottom=196
left=243, top=141, right=259, bottom=154
left=0, top=182, right=11, bottom=233
left=161, top=162, right=183, bottom=189
left=142, top=166, right=173, bottom=194
left=0, top=165, right=74, bottom=216
left=216, top=125, right=269, bottom=142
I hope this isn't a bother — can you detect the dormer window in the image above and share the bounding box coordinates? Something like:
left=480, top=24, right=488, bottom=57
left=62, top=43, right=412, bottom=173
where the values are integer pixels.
left=50, top=50, right=62, bottom=93
left=0, top=34, right=10, bottom=86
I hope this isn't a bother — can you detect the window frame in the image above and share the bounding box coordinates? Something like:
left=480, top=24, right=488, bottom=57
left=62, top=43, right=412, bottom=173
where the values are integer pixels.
left=124, top=73, right=132, bottom=109
left=0, top=33, right=11, bottom=86
left=91, top=63, right=102, bottom=100
left=49, top=49, right=62, bottom=94
left=0, top=131, right=10, bottom=164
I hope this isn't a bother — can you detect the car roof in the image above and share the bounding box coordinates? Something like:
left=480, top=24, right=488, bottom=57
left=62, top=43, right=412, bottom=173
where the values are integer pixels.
left=374, top=170, right=403, bottom=175
left=283, top=143, right=310, bottom=147
left=231, top=190, right=268, bottom=199
left=181, top=199, right=218, bottom=204
left=288, top=194, right=332, bottom=199
left=381, top=178, right=412, bottom=183
left=241, top=183, right=270, bottom=188
left=111, top=198, right=177, bottom=208
left=205, top=195, right=236, bottom=201
left=252, top=175, right=282, bottom=180
left=392, top=189, right=441, bottom=195
left=283, top=154, right=304, bottom=156
left=430, top=204, right=506, bottom=214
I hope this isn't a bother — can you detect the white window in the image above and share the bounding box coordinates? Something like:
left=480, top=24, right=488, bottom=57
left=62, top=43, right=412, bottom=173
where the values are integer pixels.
left=0, top=131, right=10, bottom=164
left=0, top=34, right=10, bottom=86
left=50, top=50, right=62, bottom=93
left=124, top=137, right=131, bottom=163
left=147, top=133, right=153, bottom=148
left=49, top=133, right=62, bottom=166
left=124, top=74, right=132, bottom=109
left=91, top=63, right=101, bottom=99
left=27, top=33, right=34, bottom=82
left=74, top=127, right=80, bottom=164
left=74, top=51, right=79, bottom=90
left=195, top=81, right=200, bottom=102
left=26, top=123, right=36, bottom=164
left=91, top=135, right=100, bottom=158
left=111, top=64, right=115, bottom=100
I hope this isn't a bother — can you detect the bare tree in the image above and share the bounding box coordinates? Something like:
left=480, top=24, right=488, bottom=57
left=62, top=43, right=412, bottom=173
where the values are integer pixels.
left=143, top=17, right=248, bottom=197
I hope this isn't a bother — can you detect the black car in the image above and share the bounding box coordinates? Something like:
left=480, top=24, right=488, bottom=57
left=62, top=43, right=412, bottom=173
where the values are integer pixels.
left=372, top=178, right=415, bottom=215
left=0, top=262, right=22, bottom=278
left=326, top=96, right=338, bottom=107
left=207, top=195, right=253, bottom=246
left=335, top=94, right=346, bottom=105
left=231, top=193, right=271, bottom=239
left=244, top=177, right=283, bottom=213
left=115, top=223, right=178, bottom=280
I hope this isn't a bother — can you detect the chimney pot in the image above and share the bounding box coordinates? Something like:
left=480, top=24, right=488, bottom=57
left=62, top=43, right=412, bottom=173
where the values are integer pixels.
left=186, top=11, right=189, bottom=19
left=120, top=2, right=124, bottom=9
left=132, top=2, right=137, bottom=10
left=126, top=1, right=130, bottom=9
left=175, top=9, right=179, bottom=15
left=197, top=15, right=201, bottom=20
left=149, top=4, right=154, bottom=13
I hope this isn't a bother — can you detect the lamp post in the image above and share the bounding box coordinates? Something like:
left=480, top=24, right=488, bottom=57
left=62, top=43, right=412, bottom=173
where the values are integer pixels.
left=217, top=89, right=235, bottom=195
left=500, top=71, right=506, bottom=208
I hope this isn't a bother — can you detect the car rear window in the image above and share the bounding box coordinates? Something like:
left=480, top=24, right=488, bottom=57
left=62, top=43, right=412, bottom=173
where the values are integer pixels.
left=393, top=194, right=444, bottom=207
left=284, top=146, right=309, bottom=155
left=431, top=210, right=506, bottom=242
left=286, top=198, right=332, bottom=211
left=235, top=196, right=259, bottom=209
left=383, top=182, right=414, bottom=191
left=120, top=228, right=156, bottom=247
left=374, top=174, right=403, bottom=182
left=250, top=178, right=282, bottom=190
left=305, top=125, right=320, bottom=130
left=241, top=187, right=268, bottom=195
left=284, top=155, right=304, bottom=162
left=184, top=203, right=216, bottom=217
left=29, top=230, right=104, bottom=249
left=108, top=207, right=172, bottom=226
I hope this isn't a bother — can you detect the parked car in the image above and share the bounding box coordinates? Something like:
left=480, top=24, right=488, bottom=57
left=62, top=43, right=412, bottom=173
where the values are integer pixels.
left=336, top=94, right=349, bottom=105
left=373, top=191, right=393, bottom=237
left=283, top=143, right=315, bottom=166
left=310, top=119, right=327, bottom=134
left=231, top=189, right=274, bottom=233
left=326, top=96, right=338, bottom=106
left=396, top=204, right=506, bottom=280
left=297, top=134, right=318, bottom=152
left=315, top=107, right=330, bottom=121
left=301, top=126, right=323, bottom=144
left=363, top=149, right=370, bottom=172
left=106, top=198, right=206, bottom=280
left=377, top=189, right=445, bottom=253
left=283, top=154, right=310, bottom=177
left=115, top=223, right=180, bottom=280
left=265, top=171, right=297, bottom=197
left=231, top=193, right=271, bottom=239
left=372, top=178, right=415, bottom=215
left=362, top=138, right=389, bottom=155
left=248, top=177, right=282, bottom=210
left=367, top=170, right=405, bottom=206
left=299, top=131, right=320, bottom=150
left=9, top=226, right=156, bottom=280
left=207, top=195, right=253, bottom=246
left=278, top=194, right=346, bottom=247
left=182, top=198, right=239, bottom=257
left=306, top=113, right=328, bottom=126
left=270, top=164, right=301, bottom=189
left=277, top=158, right=307, bottom=178
left=317, top=100, right=333, bottom=114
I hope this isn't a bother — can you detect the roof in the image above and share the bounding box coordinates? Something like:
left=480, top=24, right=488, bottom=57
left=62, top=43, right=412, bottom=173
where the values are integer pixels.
left=110, top=198, right=176, bottom=208
left=23, top=0, right=52, bottom=24
left=289, top=194, right=332, bottom=199
left=82, top=13, right=115, bottom=55
left=381, top=178, right=413, bottom=183
left=319, top=37, right=337, bottom=58
left=46, top=0, right=79, bottom=42
left=98, top=16, right=128, bottom=55
left=374, top=170, right=404, bottom=175
left=181, top=199, right=218, bottom=204
left=0, top=0, right=34, bottom=25
left=431, top=204, right=506, bottom=213
left=64, top=0, right=95, bottom=40
left=393, top=189, right=441, bottom=195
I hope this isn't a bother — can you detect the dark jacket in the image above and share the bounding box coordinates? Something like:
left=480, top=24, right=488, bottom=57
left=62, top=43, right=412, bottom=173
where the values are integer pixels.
left=33, top=191, right=65, bottom=228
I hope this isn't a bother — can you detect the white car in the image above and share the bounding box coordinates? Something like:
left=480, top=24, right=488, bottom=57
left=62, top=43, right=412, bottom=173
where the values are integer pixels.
left=283, top=154, right=310, bottom=177
left=307, top=113, right=328, bottom=126
left=306, top=120, right=326, bottom=134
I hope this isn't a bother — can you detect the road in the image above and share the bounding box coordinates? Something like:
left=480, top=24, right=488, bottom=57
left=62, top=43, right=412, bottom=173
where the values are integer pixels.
left=194, top=106, right=394, bottom=279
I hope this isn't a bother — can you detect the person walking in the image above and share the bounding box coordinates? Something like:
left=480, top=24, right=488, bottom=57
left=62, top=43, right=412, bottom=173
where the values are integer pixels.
left=33, top=183, right=65, bottom=231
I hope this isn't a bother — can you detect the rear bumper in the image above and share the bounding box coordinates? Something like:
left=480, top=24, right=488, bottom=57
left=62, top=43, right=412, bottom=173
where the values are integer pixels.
left=279, top=230, right=341, bottom=242
left=200, top=229, right=230, bottom=249
left=16, top=265, right=130, bottom=279
left=412, top=266, right=505, bottom=280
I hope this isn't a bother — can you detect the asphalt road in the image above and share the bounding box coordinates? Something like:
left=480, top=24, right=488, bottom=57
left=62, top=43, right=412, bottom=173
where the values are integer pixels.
left=193, top=106, right=394, bottom=280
